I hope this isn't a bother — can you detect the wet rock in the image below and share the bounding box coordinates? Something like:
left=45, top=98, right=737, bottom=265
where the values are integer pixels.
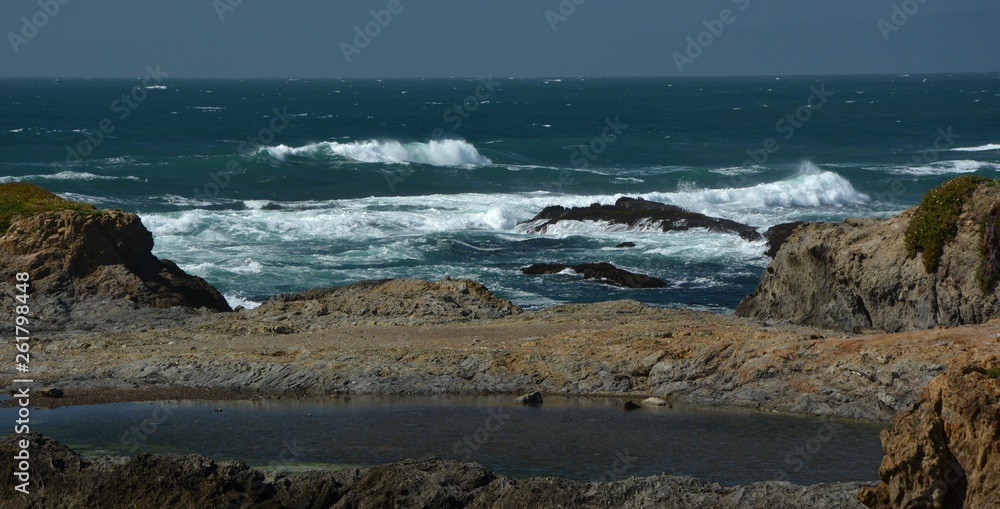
left=624, top=400, right=642, bottom=411
left=517, top=391, right=543, bottom=406
left=615, top=242, right=636, bottom=248
left=522, top=262, right=667, bottom=288
left=520, top=197, right=762, bottom=241
left=39, top=388, right=64, bottom=398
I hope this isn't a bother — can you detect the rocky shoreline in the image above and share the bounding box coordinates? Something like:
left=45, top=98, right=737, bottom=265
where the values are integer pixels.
left=1, top=434, right=872, bottom=509
left=1, top=181, right=998, bottom=507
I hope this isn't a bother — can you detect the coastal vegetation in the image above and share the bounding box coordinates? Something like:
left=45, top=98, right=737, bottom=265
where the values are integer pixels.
left=904, top=175, right=993, bottom=273
left=0, top=182, right=100, bottom=234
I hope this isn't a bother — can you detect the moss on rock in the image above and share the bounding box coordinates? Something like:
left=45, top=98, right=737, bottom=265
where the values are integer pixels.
left=0, top=182, right=100, bottom=234
left=905, top=175, right=993, bottom=273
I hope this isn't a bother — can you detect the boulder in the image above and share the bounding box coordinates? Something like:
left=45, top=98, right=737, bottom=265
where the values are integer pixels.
left=737, top=177, right=1000, bottom=332
left=0, top=184, right=231, bottom=324
left=642, top=397, right=668, bottom=407
left=858, top=358, right=1000, bottom=509
left=522, top=262, right=667, bottom=288
left=520, top=197, right=762, bottom=241
left=517, top=391, right=543, bottom=406
left=615, top=242, right=637, bottom=248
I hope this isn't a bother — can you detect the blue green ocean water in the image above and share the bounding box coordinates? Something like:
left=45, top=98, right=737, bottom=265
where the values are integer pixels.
left=2, top=75, right=999, bottom=310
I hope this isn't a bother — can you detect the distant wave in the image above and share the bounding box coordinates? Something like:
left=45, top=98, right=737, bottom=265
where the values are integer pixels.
left=0, top=171, right=143, bottom=183
left=950, top=144, right=1000, bottom=152
left=881, top=160, right=999, bottom=176
left=259, top=138, right=492, bottom=167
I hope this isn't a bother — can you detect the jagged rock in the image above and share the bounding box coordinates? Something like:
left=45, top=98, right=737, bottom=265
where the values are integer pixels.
left=520, top=197, right=762, bottom=241
left=0, top=434, right=870, bottom=509
left=763, top=221, right=807, bottom=259
left=254, top=278, right=521, bottom=322
left=858, top=358, right=1000, bottom=509
left=737, top=180, right=1000, bottom=332
left=522, top=262, right=667, bottom=288
left=0, top=187, right=231, bottom=325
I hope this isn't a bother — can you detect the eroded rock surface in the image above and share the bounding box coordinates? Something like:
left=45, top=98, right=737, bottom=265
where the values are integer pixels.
left=858, top=358, right=1000, bottom=509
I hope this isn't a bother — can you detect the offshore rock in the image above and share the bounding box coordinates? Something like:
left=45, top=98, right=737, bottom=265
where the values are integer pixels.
left=520, top=197, right=762, bottom=241
left=522, top=262, right=667, bottom=288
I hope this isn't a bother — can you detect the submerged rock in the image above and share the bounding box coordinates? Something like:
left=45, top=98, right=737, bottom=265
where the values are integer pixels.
left=522, top=262, right=667, bottom=288
left=858, top=357, right=1000, bottom=509
left=520, top=197, right=762, bottom=241
left=0, top=434, right=871, bottom=509
left=737, top=178, right=1000, bottom=332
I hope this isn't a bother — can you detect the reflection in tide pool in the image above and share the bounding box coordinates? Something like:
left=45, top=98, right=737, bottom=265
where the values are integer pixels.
left=6, top=395, right=886, bottom=485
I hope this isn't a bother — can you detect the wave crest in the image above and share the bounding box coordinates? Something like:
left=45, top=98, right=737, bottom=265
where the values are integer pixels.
left=260, top=138, right=492, bottom=167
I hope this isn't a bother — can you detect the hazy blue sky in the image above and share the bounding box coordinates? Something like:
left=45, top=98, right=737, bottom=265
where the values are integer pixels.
left=2, top=0, right=998, bottom=78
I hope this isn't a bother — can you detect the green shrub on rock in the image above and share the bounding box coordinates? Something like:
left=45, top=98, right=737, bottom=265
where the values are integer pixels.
left=905, top=176, right=992, bottom=273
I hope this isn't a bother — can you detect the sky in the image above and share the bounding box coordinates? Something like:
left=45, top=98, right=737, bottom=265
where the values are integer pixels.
left=1, top=0, right=999, bottom=78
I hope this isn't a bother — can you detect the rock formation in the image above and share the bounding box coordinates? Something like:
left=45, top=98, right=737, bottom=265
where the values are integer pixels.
left=520, top=197, right=762, bottom=241
left=522, top=262, right=667, bottom=288
left=858, top=357, right=1000, bottom=509
left=737, top=177, right=1000, bottom=332
left=0, top=434, right=870, bottom=509
left=0, top=184, right=231, bottom=327
left=253, top=278, right=521, bottom=322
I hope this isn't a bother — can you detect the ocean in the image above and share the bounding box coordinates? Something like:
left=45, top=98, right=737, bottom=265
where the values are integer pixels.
left=2, top=74, right=999, bottom=311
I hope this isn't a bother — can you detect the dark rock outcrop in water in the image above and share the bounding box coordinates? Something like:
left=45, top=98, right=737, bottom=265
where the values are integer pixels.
left=0, top=186, right=231, bottom=325
left=762, top=221, right=807, bottom=259
left=520, top=197, right=762, bottom=241
left=522, top=262, right=667, bottom=288
left=0, top=434, right=870, bottom=509
left=858, top=357, right=1000, bottom=509
left=737, top=178, right=1000, bottom=332
left=254, top=278, right=521, bottom=322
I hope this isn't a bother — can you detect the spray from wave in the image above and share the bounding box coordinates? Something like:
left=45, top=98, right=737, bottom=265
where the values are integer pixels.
left=258, top=138, right=492, bottom=167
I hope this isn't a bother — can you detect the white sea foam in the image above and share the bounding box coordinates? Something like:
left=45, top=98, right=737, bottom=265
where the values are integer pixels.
left=260, top=138, right=492, bottom=167
left=0, top=171, right=143, bottom=183
left=950, top=144, right=1000, bottom=152
left=881, top=160, right=999, bottom=176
